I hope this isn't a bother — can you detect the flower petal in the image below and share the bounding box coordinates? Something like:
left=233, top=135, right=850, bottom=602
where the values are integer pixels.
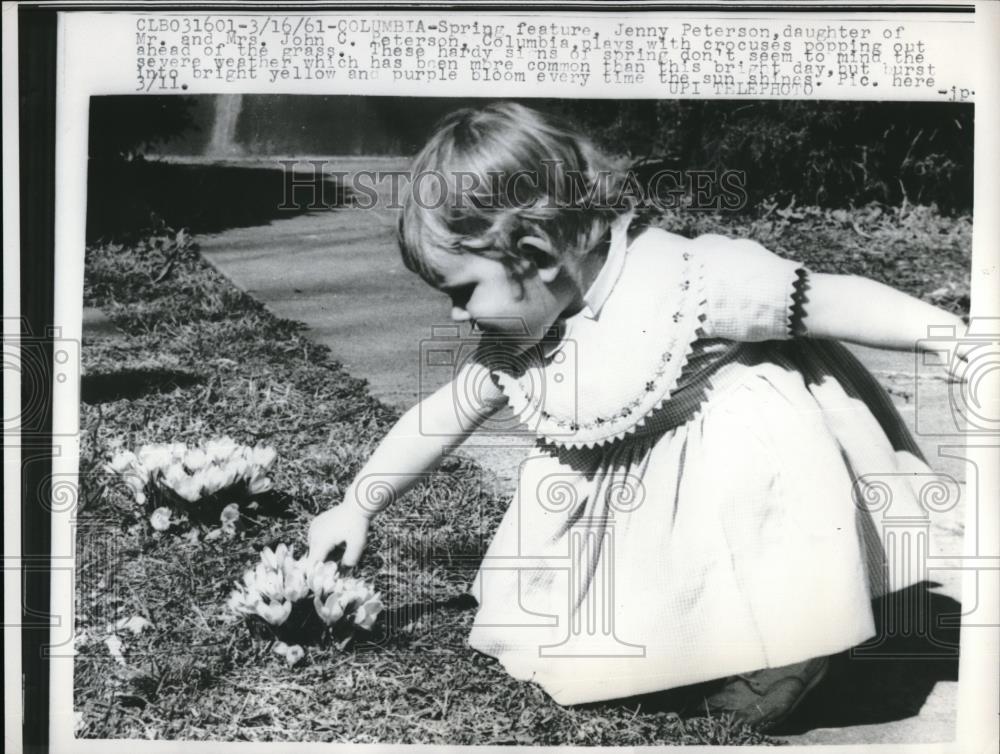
left=284, top=644, right=304, bottom=666
left=149, top=507, right=172, bottom=531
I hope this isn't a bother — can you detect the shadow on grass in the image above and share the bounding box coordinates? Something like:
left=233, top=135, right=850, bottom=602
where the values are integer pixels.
left=355, top=593, right=480, bottom=649
left=86, top=158, right=350, bottom=242
left=81, top=368, right=203, bottom=404
left=776, top=581, right=960, bottom=734
left=585, top=582, right=959, bottom=735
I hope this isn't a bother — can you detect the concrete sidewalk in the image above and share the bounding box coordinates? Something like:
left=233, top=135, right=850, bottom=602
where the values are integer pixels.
left=192, top=178, right=967, bottom=746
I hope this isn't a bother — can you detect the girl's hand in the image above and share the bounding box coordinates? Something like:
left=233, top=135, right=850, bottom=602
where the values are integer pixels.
left=307, top=503, right=371, bottom=571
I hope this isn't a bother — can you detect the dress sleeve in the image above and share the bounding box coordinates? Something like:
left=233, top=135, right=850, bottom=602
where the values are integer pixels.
left=693, top=234, right=809, bottom=342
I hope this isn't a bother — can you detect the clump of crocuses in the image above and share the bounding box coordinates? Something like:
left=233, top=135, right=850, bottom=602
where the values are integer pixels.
left=105, top=437, right=277, bottom=536
left=227, top=544, right=383, bottom=659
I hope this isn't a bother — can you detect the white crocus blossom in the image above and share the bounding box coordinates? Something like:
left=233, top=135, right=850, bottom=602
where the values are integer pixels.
left=222, top=459, right=247, bottom=490
left=336, top=578, right=374, bottom=611
left=175, top=477, right=203, bottom=503
left=308, top=562, right=340, bottom=597
left=220, top=503, right=240, bottom=526
left=284, top=644, right=305, bottom=666
left=248, top=474, right=273, bottom=495
left=354, top=595, right=384, bottom=631
left=107, top=450, right=139, bottom=474
left=149, top=507, right=172, bottom=531
left=227, top=584, right=261, bottom=616
left=200, top=465, right=228, bottom=495
left=310, top=573, right=383, bottom=629
left=260, top=546, right=279, bottom=570
left=314, top=593, right=345, bottom=625
left=183, top=447, right=208, bottom=471
left=271, top=543, right=290, bottom=570
left=272, top=640, right=290, bottom=656
left=254, top=563, right=285, bottom=602
left=163, top=462, right=189, bottom=489
left=109, top=439, right=280, bottom=514
left=281, top=559, right=310, bottom=602
left=205, top=436, right=239, bottom=463
left=255, top=598, right=292, bottom=625
left=225, top=462, right=243, bottom=488
left=230, top=543, right=382, bottom=633
left=138, top=444, right=173, bottom=474
left=251, top=445, right=278, bottom=469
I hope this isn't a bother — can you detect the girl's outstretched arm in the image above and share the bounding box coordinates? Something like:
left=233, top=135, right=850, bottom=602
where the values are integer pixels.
left=307, top=361, right=504, bottom=567
left=800, top=273, right=969, bottom=367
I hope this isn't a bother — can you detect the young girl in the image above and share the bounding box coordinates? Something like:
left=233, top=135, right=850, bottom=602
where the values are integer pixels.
left=308, top=102, right=967, bottom=729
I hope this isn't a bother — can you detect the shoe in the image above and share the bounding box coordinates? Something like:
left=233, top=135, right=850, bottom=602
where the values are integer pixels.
left=697, top=656, right=829, bottom=730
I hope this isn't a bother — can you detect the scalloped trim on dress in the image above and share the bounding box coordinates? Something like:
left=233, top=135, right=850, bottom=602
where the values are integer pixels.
left=788, top=267, right=811, bottom=338
left=493, top=251, right=708, bottom=450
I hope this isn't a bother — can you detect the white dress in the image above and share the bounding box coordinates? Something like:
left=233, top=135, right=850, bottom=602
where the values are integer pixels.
left=465, top=214, right=933, bottom=705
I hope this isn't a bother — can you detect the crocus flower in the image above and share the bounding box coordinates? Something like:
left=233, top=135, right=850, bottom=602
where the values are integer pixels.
left=251, top=445, right=278, bottom=469
left=354, top=594, right=384, bottom=631
left=308, top=562, right=340, bottom=597
left=248, top=474, right=273, bottom=495
left=138, top=444, right=173, bottom=473
left=281, top=560, right=309, bottom=602
left=336, top=578, right=374, bottom=611
left=183, top=447, right=208, bottom=471
left=228, top=457, right=251, bottom=479
left=255, top=598, right=292, bottom=625
left=260, top=546, right=279, bottom=570
left=227, top=584, right=261, bottom=616
left=200, top=465, right=228, bottom=494
left=205, top=436, right=238, bottom=463
left=182, top=529, right=201, bottom=545
left=163, top=462, right=189, bottom=489
left=220, top=503, right=240, bottom=526
left=272, top=640, right=290, bottom=656
left=314, top=593, right=345, bottom=625
left=107, top=450, right=139, bottom=474
left=284, top=644, right=304, bottom=666
left=175, top=477, right=203, bottom=503
left=274, top=543, right=291, bottom=567
left=149, top=507, right=172, bottom=531
left=254, top=563, right=285, bottom=602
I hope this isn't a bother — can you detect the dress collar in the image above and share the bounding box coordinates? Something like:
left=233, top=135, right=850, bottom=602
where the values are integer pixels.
left=540, top=212, right=635, bottom=359
left=580, top=211, right=636, bottom=320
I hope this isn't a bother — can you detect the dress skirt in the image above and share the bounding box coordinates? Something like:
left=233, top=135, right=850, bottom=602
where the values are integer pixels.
left=466, top=339, right=933, bottom=705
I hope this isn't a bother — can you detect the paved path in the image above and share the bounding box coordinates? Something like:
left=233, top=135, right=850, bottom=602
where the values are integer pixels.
left=188, top=160, right=967, bottom=745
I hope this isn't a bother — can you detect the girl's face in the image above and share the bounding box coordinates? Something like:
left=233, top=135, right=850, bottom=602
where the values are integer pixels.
left=430, top=244, right=582, bottom=345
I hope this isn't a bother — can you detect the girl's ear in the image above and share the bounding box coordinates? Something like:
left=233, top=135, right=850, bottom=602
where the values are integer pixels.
left=517, top=235, right=562, bottom=283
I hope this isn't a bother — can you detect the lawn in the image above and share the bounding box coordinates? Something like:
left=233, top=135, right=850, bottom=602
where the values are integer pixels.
left=73, top=202, right=970, bottom=744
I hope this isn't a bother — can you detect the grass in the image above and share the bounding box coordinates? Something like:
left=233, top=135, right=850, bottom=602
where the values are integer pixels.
left=74, top=202, right=970, bottom=744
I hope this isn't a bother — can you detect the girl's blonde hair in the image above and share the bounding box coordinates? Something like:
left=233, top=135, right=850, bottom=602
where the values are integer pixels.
left=398, top=102, right=632, bottom=287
